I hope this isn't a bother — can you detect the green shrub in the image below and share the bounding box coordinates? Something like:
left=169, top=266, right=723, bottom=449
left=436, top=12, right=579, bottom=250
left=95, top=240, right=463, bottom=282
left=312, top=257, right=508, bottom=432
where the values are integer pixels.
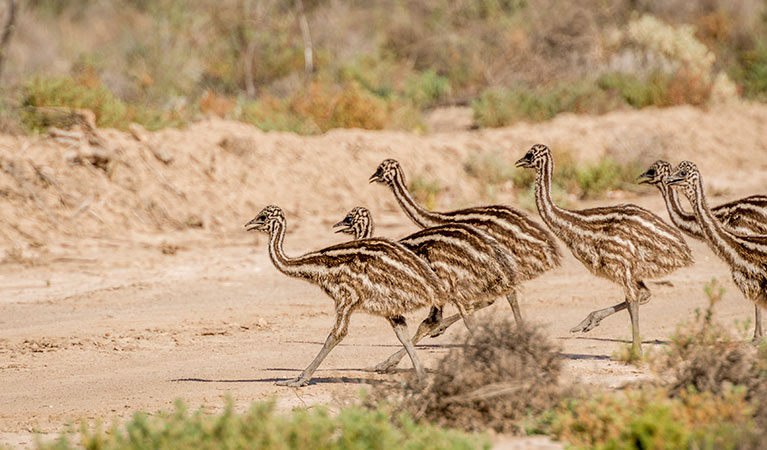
left=732, top=40, right=767, bottom=101
left=471, top=82, right=617, bottom=128
left=237, top=82, right=392, bottom=134
left=38, top=399, right=487, bottom=450
left=552, top=387, right=760, bottom=450
left=463, top=149, right=518, bottom=201
left=238, top=97, right=316, bottom=135
left=464, top=149, right=515, bottom=186
left=575, top=157, right=642, bottom=199
left=506, top=147, right=640, bottom=200
left=404, top=70, right=452, bottom=108
left=597, top=72, right=670, bottom=109
left=20, top=74, right=183, bottom=132
left=409, top=175, right=442, bottom=210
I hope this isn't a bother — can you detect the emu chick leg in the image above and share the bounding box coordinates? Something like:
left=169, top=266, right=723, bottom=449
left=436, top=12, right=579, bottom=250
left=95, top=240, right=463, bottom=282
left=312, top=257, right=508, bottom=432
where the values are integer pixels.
left=506, top=289, right=523, bottom=324
left=570, top=301, right=628, bottom=333
left=754, top=305, right=764, bottom=342
left=628, top=300, right=642, bottom=355
left=388, top=316, right=425, bottom=380
left=276, top=307, right=351, bottom=387
left=277, top=331, right=343, bottom=387
left=368, top=307, right=441, bottom=373
left=429, top=298, right=497, bottom=338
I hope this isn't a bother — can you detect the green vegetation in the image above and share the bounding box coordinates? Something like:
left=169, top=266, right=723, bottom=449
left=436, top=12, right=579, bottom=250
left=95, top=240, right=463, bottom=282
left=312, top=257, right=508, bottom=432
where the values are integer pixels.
left=556, top=278, right=767, bottom=449
left=369, top=279, right=767, bottom=447
left=496, top=148, right=640, bottom=200
left=471, top=82, right=618, bottom=127
left=3, top=1, right=767, bottom=134
left=551, top=387, right=760, bottom=450
left=33, top=279, right=767, bottom=449
left=408, top=175, right=442, bottom=210
left=20, top=73, right=184, bottom=132
left=39, top=400, right=487, bottom=450
left=732, top=40, right=767, bottom=102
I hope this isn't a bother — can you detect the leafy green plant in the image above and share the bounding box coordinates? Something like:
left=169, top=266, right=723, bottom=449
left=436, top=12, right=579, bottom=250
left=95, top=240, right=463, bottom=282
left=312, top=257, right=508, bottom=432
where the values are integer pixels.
left=38, top=399, right=487, bottom=450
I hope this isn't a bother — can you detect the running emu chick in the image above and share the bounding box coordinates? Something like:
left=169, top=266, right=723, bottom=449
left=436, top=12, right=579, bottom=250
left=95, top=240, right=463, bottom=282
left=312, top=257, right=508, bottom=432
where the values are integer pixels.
left=665, top=162, right=767, bottom=341
left=246, top=205, right=446, bottom=386
left=516, top=145, right=693, bottom=354
left=639, top=160, right=767, bottom=237
left=334, top=206, right=518, bottom=372
left=369, top=159, right=560, bottom=326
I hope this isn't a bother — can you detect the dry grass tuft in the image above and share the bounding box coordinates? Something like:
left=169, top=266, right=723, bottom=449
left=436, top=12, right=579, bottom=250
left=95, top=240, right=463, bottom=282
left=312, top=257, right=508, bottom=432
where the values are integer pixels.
left=373, top=319, right=569, bottom=434
left=653, top=279, right=767, bottom=400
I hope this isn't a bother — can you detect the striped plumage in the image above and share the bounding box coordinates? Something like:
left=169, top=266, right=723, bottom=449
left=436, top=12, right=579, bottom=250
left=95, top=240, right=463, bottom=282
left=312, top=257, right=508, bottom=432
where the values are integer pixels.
left=246, top=205, right=447, bottom=386
left=665, top=162, right=766, bottom=341
left=639, top=160, right=767, bottom=237
left=516, top=144, right=693, bottom=353
left=334, top=206, right=519, bottom=371
left=369, top=159, right=561, bottom=323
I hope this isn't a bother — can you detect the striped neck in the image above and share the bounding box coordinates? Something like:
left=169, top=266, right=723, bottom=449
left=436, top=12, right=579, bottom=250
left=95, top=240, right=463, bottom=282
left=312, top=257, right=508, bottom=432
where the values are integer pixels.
left=266, top=220, right=313, bottom=279
left=657, top=182, right=703, bottom=239
left=357, top=218, right=374, bottom=240
left=388, top=172, right=442, bottom=228
left=685, top=178, right=739, bottom=263
left=533, top=155, right=574, bottom=234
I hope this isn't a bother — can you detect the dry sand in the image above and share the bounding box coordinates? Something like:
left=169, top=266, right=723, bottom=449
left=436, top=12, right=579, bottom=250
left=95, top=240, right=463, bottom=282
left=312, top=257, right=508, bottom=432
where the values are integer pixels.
left=1, top=104, right=766, bottom=448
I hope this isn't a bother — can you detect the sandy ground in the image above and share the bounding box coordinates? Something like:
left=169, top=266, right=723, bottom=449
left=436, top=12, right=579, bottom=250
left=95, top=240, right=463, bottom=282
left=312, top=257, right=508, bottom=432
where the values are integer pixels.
left=0, top=193, right=761, bottom=448
left=1, top=105, right=766, bottom=448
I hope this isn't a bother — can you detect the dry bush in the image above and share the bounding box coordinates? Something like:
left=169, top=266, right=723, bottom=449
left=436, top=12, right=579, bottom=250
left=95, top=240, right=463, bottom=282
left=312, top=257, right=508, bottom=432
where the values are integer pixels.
left=653, top=279, right=767, bottom=399
left=372, top=319, right=569, bottom=434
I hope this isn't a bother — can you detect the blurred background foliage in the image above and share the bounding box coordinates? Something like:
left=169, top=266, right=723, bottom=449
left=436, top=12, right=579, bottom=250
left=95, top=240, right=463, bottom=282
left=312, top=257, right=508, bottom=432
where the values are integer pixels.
left=1, top=0, right=767, bottom=134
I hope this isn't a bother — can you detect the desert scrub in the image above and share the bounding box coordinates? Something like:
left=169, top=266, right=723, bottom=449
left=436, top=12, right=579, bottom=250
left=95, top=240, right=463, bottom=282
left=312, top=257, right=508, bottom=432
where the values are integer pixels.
left=237, top=81, right=392, bottom=134
left=732, top=40, right=767, bottom=101
left=597, top=72, right=671, bottom=108
left=508, top=148, right=640, bottom=200
left=20, top=73, right=183, bottom=132
left=471, top=82, right=617, bottom=127
left=404, top=70, right=452, bottom=108
left=39, top=399, right=487, bottom=450
left=552, top=387, right=761, bottom=450
left=372, top=319, right=570, bottom=434
left=653, top=279, right=767, bottom=400
left=408, top=175, right=442, bottom=210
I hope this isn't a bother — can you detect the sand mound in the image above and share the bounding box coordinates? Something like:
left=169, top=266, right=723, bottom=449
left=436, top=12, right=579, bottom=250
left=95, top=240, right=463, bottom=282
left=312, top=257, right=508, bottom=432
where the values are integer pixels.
left=1, top=103, right=766, bottom=247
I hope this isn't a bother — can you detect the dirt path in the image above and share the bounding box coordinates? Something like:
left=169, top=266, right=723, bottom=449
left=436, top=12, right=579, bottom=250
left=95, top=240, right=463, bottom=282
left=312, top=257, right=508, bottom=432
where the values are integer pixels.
left=2, top=104, right=767, bottom=447
left=0, top=192, right=759, bottom=448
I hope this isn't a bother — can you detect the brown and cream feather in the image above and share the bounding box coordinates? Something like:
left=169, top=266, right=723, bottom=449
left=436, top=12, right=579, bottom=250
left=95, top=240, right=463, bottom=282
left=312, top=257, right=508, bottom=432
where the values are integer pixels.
left=639, top=160, right=767, bottom=238
left=516, top=144, right=693, bottom=352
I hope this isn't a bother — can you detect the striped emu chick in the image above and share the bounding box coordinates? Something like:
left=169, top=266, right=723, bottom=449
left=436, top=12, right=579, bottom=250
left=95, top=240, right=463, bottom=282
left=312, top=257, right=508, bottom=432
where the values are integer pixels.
left=369, top=159, right=560, bottom=326
left=334, top=206, right=518, bottom=372
left=665, top=162, right=767, bottom=341
left=245, top=205, right=446, bottom=386
left=516, top=145, right=693, bottom=353
left=639, top=160, right=767, bottom=237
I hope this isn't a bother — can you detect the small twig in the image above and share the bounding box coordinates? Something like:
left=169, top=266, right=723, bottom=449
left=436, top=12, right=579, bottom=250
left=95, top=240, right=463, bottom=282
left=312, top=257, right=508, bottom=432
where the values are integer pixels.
left=70, top=197, right=92, bottom=222
left=441, top=381, right=531, bottom=404
left=0, top=0, right=17, bottom=79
